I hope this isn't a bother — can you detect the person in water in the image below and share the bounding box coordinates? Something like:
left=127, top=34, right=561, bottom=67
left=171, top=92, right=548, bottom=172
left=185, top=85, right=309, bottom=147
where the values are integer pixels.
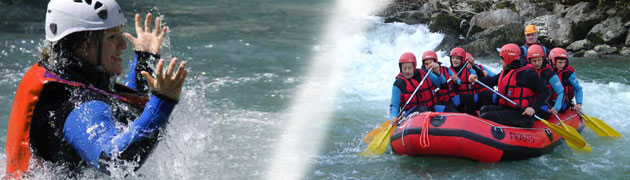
left=524, top=45, right=564, bottom=117
left=518, top=24, right=549, bottom=66
left=390, top=52, right=445, bottom=124
left=420, top=51, right=458, bottom=113
left=447, top=47, right=478, bottom=116
left=469, top=44, right=551, bottom=128
left=549, top=47, right=583, bottom=114
left=5, top=0, right=188, bottom=177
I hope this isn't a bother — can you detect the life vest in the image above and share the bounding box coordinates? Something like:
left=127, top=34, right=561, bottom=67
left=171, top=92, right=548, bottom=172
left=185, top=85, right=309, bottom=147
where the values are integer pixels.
left=472, top=64, right=489, bottom=93
left=395, top=69, right=437, bottom=111
left=450, top=66, right=476, bottom=95
left=5, top=63, right=149, bottom=177
left=435, top=66, right=457, bottom=102
left=554, top=65, right=576, bottom=102
left=498, top=66, right=537, bottom=109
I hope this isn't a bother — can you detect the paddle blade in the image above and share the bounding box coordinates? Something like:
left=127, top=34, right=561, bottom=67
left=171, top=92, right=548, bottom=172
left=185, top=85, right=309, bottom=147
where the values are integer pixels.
left=540, top=119, right=591, bottom=152
left=359, top=125, right=396, bottom=156
left=582, top=113, right=621, bottom=138
left=363, top=120, right=391, bottom=144
left=559, top=120, right=592, bottom=152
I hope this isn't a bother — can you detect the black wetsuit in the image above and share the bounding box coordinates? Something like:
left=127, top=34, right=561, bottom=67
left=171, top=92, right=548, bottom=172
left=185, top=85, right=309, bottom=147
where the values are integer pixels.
left=477, top=61, right=551, bottom=128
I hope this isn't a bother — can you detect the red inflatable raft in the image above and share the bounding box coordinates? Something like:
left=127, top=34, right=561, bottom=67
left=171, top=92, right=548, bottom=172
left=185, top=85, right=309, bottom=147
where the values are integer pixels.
left=390, top=110, right=585, bottom=162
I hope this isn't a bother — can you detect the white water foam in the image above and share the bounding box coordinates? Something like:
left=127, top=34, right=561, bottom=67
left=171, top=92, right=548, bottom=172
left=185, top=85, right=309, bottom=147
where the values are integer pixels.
left=340, top=18, right=446, bottom=103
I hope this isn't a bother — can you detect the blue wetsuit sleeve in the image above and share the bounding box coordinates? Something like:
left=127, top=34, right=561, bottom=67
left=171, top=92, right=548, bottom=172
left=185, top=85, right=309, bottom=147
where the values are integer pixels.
left=123, top=52, right=140, bottom=89
left=390, top=86, right=401, bottom=119
left=63, top=95, right=176, bottom=169
left=482, top=65, right=496, bottom=77
left=569, top=72, right=583, bottom=104
left=469, top=68, right=477, bottom=76
left=549, top=75, right=564, bottom=110
left=427, top=71, right=445, bottom=87
left=123, top=51, right=160, bottom=93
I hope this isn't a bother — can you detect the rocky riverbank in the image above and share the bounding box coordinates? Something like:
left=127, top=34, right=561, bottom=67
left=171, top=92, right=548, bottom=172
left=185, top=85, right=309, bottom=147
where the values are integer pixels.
left=379, top=0, right=630, bottom=58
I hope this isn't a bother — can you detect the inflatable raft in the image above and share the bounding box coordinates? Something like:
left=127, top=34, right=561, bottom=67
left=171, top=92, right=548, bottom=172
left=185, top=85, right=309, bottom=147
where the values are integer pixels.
left=390, top=110, right=585, bottom=162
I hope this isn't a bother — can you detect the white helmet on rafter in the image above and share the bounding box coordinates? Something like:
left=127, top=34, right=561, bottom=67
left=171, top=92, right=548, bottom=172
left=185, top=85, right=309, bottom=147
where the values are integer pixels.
left=45, top=0, right=126, bottom=41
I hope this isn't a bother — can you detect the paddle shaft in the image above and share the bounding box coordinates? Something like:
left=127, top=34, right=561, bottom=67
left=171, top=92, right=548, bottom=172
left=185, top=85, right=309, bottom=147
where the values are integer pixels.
left=474, top=79, right=544, bottom=121
left=398, top=67, right=434, bottom=118
left=433, top=61, right=469, bottom=93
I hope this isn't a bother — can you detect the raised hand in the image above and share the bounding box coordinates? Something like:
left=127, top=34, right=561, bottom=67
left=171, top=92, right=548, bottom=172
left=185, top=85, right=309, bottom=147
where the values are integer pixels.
left=431, top=62, right=440, bottom=75
left=124, top=13, right=168, bottom=54
left=141, top=58, right=188, bottom=100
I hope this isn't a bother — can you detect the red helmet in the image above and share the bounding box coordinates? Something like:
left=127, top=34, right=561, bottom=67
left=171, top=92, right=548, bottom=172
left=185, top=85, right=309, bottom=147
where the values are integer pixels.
left=399, top=52, right=417, bottom=69
left=449, top=47, right=466, bottom=59
left=499, top=43, right=521, bottom=65
left=527, top=45, right=545, bottom=61
left=549, top=47, right=569, bottom=65
left=465, top=52, right=473, bottom=61
left=421, top=51, right=438, bottom=62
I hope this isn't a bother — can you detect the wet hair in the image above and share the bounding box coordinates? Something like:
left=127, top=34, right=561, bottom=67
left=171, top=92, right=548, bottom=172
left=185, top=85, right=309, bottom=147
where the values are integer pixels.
left=40, top=30, right=103, bottom=66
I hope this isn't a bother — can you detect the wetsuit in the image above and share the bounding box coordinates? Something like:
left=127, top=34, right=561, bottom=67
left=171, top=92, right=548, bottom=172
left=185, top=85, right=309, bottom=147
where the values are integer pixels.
left=390, top=69, right=446, bottom=118
left=519, top=42, right=548, bottom=66
left=6, top=51, right=174, bottom=175
left=529, top=64, right=564, bottom=116
left=477, top=61, right=551, bottom=128
left=555, top=66, right=583, bottom=112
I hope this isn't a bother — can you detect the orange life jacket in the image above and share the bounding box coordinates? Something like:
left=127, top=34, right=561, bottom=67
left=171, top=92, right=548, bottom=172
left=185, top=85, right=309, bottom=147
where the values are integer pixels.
left=5, top=63, right=147, bottom=178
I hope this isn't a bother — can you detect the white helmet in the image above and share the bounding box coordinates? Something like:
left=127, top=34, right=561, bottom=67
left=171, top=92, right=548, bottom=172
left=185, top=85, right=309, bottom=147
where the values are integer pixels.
left=45, top=0, right=126, bottom=41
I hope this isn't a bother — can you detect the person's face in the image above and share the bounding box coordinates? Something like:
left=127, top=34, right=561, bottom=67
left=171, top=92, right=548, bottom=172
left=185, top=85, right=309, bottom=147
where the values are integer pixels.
left=401, top=62, right=415, bottom=79
left=555, top=58, right=567, bottom=70
left=85, top=26, right=128, bottom=75
left=451, top=56, right=462, bottom=67
left=529, top=57, right=543, bottom=69
left=423, top=59, right=436, bottom=69
left=526, top=32, right=538, bottom=44
left=500, top=58, right=507, bottom=69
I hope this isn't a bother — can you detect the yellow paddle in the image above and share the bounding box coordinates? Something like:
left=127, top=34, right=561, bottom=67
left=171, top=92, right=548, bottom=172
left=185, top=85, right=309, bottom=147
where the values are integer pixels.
left=360, top=67, right=434, bottom=156
left=359, top=124, right=397, bottom=156
left=362, top=120, right=391, bottom=144
left=581, top=113, right=621, bottom=138
left=475, top=79, right=591, bottom=152
left=552, top=111, right=592, bottom=152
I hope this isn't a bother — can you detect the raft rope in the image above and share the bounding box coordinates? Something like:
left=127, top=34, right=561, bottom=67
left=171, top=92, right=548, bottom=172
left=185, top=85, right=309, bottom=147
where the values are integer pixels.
left=419, top=112, right=436, bottom=148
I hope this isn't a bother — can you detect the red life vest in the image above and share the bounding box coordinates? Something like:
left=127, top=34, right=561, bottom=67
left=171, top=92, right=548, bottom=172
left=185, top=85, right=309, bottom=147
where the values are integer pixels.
left=396, top=69, right=437, bottom=110
left=554, top=65, right=576, bottom=102
left=5, top=63, right=148, bottom=177
left=498, top=66, right=537, bottom=109
left=436, top=66, right=457, bottom=102
left=472, top=64, right=489, bottom=93
left=450, top=66, right=476, bottom=95
left=437, top=66, right=457, bottom=102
